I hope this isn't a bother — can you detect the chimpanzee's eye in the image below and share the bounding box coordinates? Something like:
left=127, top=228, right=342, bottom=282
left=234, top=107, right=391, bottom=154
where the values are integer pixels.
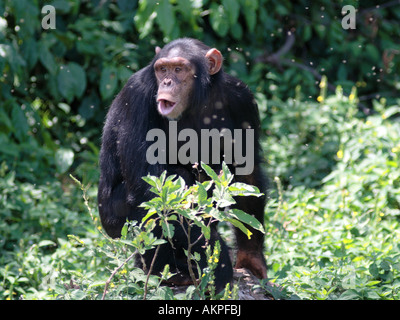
left=175, top=67, right=182, bottom=73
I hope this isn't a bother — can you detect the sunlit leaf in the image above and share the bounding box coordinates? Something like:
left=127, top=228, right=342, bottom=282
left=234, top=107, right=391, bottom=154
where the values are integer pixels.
left=55, top=148, right=74, bottom=174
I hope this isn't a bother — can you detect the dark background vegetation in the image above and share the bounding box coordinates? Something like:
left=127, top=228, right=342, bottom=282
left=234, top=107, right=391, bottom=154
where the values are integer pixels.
left=1, top=0, right=400, bottom=300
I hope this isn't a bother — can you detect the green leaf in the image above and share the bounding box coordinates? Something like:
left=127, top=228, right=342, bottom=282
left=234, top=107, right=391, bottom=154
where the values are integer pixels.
left=220, top=162, right=234, bottom=185
left=158, top=171, right=168, bottom=189
left=365, top=290, right=381, bottom=300
left=229, top=209, right=265, bottom=234
left=161, top=219, right=175, bottom=239
left=222, top=0, right=239, bottom=25
left=11, top=104, right=29, bottom=143
left=39, top=44, right=57, bottom=75
left=52, top=0, right=72, bottom=13
left=55, top=148, right=74, bottom=174
left=241, top=0, right=256, bottom=32
left=201, top=224, right=211, bottom=240
left=0, top=106, right=13, bottom=133
left=88, top=281, right=107, bottom=288
left=21, top=38, right=38, bottom=71
left=58, top=102, right=71, bottom=114
left=209, top=3, right=229, bottom=37
left=215, top=189, right=236, bottom=208
left=57, top=62, right=86, bottom=102
left=153, top=239, right=167, bottom=246
left=342, top=271, right=356, bottom=290
left=339, top=289, right=360, bottom=300
left=161, top=183, right=169, bottom=203
left=228, top=218, right=252, bottom=239
left=174, top=208, right=192, bottom=220
left=228, top=182, right=262, bottom=197
left=135, top=0, right=158, bottom=39
left=100, top=66, right=118, bottom=100
left=197, top=182, right=208, bottom=206
left=156, top=0, right=175, bottom=36
left=365, top=44, right=380, bottom=62
left=142, top=175, right=159, bottom=188
left=38, top=240, right=56, bottom=247
left=230, top=23, right=243, bottom=40
left=206, top=207, right=225, bottom=221
left=382, top=106, right=400, bottom=119
left=380, top=261, right=391, bottom=271
left=141, top=210, right=157, bottom=224
left=201, top=162, right=220, bottom=183
left=121, top=223, right=128, bottom=237
left=366, top=280, right=381, bottom=287
left=119, top=239, right=137, bottom=247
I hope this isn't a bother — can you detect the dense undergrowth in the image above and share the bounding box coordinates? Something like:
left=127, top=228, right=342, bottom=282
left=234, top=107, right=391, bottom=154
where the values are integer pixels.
left=2, top=87, right=400, bottom=300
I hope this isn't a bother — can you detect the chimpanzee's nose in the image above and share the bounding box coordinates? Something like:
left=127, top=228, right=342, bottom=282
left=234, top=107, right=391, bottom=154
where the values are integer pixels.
left=163, top=78, right=172, bottom=86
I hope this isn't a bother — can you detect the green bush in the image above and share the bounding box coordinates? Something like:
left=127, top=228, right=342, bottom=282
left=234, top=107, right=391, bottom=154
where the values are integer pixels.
left=264, top=93, right=400, bottom=300
left=260, top=84, right=358, bottom=188
left=25, top=164, right=263, bottom=300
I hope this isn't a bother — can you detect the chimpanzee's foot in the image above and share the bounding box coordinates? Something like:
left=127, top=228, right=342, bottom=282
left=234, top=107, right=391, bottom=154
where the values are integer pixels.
left=235, top=249, right=267, bottom=279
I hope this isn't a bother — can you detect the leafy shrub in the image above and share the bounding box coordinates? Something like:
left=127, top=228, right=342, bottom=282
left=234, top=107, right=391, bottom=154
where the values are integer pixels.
left=55, top=163, right=264, bottom=300
left=263, top=94, right=400, bottom=300
left=0, top=163, right=263, bottom=300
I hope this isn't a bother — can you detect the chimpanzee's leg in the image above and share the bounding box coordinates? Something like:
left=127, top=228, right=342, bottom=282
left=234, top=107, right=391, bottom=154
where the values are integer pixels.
left=233, top=165, right=268, bottom=279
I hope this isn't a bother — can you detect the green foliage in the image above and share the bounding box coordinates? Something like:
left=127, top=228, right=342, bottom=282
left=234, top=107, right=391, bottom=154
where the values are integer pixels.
left=8, top=164, right=261, bottom=300
left=1, top=0, right=400, bottom=301
left=263, top=94, right=400, bottom=300
left=260, top=83, right=359, bottom=188
left=138, top=162, right=263, bottom=299
left=0, top=168, right=97, bottom=299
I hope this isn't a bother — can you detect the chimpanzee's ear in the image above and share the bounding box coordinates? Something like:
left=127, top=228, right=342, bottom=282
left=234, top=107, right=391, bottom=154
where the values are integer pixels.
left=155, top=46, right=161, bottom=54
left=205, top=48, right=223, bottom=75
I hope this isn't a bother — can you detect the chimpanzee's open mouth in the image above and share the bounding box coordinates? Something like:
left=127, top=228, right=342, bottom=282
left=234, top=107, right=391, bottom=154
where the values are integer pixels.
left=157, top=99, right=177, bottom=115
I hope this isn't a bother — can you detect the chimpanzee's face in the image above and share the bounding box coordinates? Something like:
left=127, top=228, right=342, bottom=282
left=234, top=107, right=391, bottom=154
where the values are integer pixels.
left=154, top=47, right=223, bottom=120
left=154, top=52, right=195, bottom=120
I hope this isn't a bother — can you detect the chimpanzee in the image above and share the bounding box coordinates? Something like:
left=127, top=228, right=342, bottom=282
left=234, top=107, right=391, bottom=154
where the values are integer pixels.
left=98, top=38, right=267, bottom=292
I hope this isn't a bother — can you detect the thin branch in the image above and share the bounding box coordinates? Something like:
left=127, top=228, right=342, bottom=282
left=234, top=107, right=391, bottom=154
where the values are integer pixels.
left=185, top=221, right=199, bottom=290
left=262, top=31, right=295, bottom=64
left=359, top=0, right=400, bottom=14
left=255, top=32, right=371, bottom=114
left=256, top=32, right=336, bottom=92
left=143, top=244, right=162, bottom=300
left=102, top=251, right=137, bottom=300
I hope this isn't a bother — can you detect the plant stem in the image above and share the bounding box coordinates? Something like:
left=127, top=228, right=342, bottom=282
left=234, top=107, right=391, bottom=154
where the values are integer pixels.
left=102, top=251, right=136, bottom=300
left=143, top=244, right=162, bottom=300
left=185, top=221, right=199, bottom=291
